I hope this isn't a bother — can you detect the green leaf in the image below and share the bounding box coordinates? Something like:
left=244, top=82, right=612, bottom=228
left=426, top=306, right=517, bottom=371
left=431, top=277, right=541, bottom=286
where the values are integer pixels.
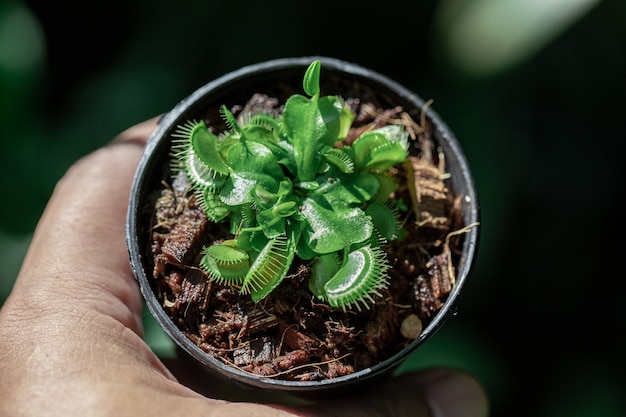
left=219, top=173, right=260, bottom=206
left=323, top=147, right=354, bottom=173
left=219, top=140, right=283, bottom=205
left=242, top=124, right=276, bottom=144
left=336, top=172, right=380, bottom=204
left=313, top=172, right=379, bottom=206
left=350, top=127, right=408, bottom=172
left=375, top=124, right=409, bottom=148
left=257, top=214, right=286, bottom=239
left=198, top=187, right=230, bottom=222
left=241, top=233, right=296, bottom=302
left=272, top=201, right=298, bottom=218
left=251, top=184, right=278, bottom=209
left=276, top=179, right=294, bottom=198
left=300, top=193, right=372, bottom=254
left=282, top=94, right=343, bottom=181
left=338, top=103, right=355, bottom=140
left=188, top=120, right=230, bottom=175
left=246, top=201, right=297, bottom=239
left=323, top=245, right=390, bottom=311
left=200, top=241, right=250, bottom=286
left=302, top=60, right=321, bottom=97
left=184, top=151, right=225, bottom=190
left=365, top=141, right=409, bottom=171
left=219, top=105, right=242, bottom=134
left=370, top=173, right=399, bottom=202
left=309, top=253, right=340, bottom=298
left=365, top=201, right=400, bottom=242
left=227, top=140, right=283, bottom=177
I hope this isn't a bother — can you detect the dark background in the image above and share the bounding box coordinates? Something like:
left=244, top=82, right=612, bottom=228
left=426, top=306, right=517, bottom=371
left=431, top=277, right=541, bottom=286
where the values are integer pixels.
left=1, top=0, right=624, bottom=415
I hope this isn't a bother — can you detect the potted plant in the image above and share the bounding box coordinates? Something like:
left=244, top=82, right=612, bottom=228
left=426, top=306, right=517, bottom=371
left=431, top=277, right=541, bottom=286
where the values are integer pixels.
left=126, top=56, right=480, bottom=399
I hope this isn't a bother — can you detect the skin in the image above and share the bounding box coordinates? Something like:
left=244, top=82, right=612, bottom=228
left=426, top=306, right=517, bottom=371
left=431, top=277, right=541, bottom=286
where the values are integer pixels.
left=0, top=117, right=489, bottom=417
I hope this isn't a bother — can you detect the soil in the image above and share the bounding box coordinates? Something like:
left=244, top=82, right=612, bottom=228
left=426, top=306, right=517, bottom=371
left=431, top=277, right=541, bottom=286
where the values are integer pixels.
left=143, top=84, right=468, bottom=381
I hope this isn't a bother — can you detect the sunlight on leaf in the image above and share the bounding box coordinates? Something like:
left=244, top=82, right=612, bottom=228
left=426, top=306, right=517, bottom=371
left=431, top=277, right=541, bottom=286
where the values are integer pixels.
left=436, top=0, right=602, bottom=76
left=0, top=3, right=45, bottom=73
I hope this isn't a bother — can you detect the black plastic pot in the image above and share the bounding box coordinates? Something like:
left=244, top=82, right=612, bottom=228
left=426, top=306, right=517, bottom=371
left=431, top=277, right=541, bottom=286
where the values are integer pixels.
left=126, top=56, right=480, bottom=400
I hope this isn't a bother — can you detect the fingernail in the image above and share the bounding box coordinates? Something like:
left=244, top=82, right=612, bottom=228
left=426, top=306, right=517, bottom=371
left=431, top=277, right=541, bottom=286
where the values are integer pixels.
left=418, top=369, right=489, bottom=417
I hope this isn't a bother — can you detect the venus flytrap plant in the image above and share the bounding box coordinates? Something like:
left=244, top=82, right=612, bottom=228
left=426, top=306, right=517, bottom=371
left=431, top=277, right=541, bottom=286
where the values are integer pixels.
left=173, top=60, right=409, bottom=311
left=129, top=57, right=480, bottom=388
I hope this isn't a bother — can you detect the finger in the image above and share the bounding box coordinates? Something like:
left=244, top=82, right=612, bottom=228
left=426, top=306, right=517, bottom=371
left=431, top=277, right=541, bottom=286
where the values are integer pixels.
left=409, top=369, right=489, bottom=417
left=9, top=117, right=160, bottom=335
left=294, top=369, right=489, bottom=417
left=112, top=116, right=160, bottom=146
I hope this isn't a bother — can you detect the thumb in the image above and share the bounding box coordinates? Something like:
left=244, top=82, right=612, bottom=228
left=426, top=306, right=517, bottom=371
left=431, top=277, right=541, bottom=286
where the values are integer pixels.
left=297, top=369, right=488, bottom=417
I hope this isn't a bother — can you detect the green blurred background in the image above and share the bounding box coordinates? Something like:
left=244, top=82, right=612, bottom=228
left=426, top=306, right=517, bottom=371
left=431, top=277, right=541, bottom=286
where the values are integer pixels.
left=1, top=0, right=624, bottom=415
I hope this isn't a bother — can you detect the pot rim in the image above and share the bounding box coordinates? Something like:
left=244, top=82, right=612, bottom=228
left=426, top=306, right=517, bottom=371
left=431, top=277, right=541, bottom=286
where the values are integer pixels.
left=126, top=56, right=480, bottom=393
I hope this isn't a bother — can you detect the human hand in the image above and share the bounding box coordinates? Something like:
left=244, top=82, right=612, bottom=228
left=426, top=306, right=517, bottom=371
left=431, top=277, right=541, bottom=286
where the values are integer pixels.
left=0, top=117, right=488, bottom=417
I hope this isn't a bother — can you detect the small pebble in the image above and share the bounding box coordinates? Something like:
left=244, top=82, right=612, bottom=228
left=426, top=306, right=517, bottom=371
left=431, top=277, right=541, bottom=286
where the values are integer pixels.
left=400, top=314, right=423, bottom=339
